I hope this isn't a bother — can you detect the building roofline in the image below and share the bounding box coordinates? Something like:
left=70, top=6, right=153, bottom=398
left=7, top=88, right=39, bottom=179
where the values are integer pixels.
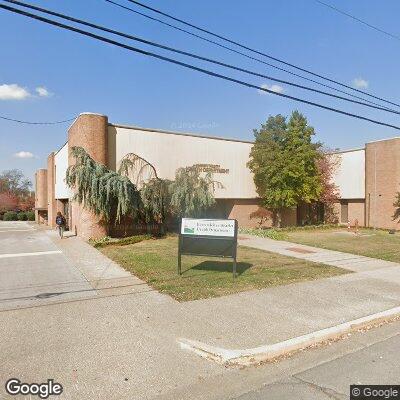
left=329, top=147, right=365, bottom=155
left=366, top=136, right=400, bottom=145
left=54, top=141, right=68, bottom=156
left=109, top=123, right=254, bottom=144
left=109, top=122, right=374, bottom=152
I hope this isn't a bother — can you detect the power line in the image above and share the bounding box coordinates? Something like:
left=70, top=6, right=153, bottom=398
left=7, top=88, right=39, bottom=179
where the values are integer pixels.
left=104, top=0, right=394, bottom=111
left=315, top=0, right=400, bottom=42
left=0, top=115, right=76, bottom=125
left=120, top=0, right=400, bottom=108
left=7, top=0, right=399, bottom=115
left=2, top=3, right=400, bottom=132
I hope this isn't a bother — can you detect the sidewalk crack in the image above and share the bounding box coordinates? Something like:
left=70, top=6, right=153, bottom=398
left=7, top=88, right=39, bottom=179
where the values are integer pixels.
left=292, top=376, right=345, bottom=399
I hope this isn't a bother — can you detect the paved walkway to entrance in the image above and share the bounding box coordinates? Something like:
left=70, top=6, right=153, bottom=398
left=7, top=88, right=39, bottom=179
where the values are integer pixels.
left=239, top=234, right=399, bottom=272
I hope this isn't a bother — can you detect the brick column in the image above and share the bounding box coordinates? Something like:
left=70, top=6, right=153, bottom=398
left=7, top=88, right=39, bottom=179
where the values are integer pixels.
left=68, top=113, right=109, bottom=240
left=47, top=153, right=56, bottom=228
left=34, top=169, right=48, bottom=224
left=365, top=138, right=400, bottom=229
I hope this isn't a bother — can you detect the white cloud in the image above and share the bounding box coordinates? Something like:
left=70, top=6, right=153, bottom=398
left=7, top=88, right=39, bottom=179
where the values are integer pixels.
left=352, top=78, right=369, bottom=89
left=35, top=86, right=52, bottom=97
left=0, top=84, right=30, bottom=100
left=14, top=151, right=35, bottom=159
left=258, top=83, right=284, bottom=95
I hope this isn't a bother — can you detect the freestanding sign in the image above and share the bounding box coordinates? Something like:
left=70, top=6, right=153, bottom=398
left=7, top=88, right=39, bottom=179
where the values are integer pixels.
left=178, top=218, right=238, bottom=278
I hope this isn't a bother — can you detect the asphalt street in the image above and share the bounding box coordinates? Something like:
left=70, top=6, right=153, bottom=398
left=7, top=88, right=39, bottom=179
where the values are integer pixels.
left=234, top=330, right=400, bottom=400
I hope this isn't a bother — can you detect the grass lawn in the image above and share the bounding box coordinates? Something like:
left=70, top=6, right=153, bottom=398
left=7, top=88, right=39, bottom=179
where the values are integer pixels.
left=286, top=228, right=400, bottom=263
left=100, top=235, right=347, bottom=301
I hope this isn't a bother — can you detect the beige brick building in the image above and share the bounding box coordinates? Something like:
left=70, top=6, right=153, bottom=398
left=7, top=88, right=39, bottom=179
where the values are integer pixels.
left=35, top=112, right=400, bottom=239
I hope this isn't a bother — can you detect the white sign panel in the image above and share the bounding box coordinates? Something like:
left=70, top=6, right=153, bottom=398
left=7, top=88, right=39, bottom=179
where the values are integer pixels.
left=181, top=218, right=235, bottom=237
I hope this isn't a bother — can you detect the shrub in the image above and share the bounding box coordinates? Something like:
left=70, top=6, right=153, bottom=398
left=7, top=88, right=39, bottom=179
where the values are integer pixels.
left=3, top=211, right=18, bottom=221
left=240, top=223, right=340, bottom=241
left=17, top=212, right=27, bottom=221
left=89, top=236, right=113, bottom=248
left=26, top=211, right=35, bottom=221
left=116, top=234, right=152, bottom=246
left=240, top=228, right=288, bottom=241
left=90, top=234, right=152, bottom=248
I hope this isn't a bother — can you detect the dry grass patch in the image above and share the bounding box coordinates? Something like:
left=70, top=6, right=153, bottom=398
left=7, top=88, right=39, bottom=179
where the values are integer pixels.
left=286, top=228, right=400, bottom=263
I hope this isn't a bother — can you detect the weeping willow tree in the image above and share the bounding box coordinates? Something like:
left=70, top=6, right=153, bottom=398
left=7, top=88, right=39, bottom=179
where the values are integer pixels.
left=118, top=153, right=158, bottom=189
left=141, top=178, right=172, bottom=233
left=170, top=167, right=218, bottom=218
left=66, top=147, right=142, bottom=224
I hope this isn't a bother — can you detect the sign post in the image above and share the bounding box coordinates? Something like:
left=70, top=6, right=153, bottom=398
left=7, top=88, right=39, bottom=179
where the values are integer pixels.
left=178, top=218, right=238, bottom=278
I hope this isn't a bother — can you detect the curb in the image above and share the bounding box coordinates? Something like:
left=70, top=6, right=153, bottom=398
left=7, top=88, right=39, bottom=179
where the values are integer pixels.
left=178, top=305, right=400, bottom=366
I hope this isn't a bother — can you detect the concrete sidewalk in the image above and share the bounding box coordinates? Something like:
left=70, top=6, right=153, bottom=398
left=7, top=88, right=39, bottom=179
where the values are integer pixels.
left=239, top=233, right=400, bottom=272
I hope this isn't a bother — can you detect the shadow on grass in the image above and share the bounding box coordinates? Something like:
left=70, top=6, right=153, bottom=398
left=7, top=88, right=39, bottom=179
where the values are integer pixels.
left=184, top=260, right=253, bottom=276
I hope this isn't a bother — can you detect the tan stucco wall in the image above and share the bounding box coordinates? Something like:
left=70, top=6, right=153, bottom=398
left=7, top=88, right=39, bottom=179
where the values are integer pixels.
left=68, top=113, right=109, bottom=239
left=109, top=125, right=257, bottom=199
left=55, top=143, right=71, bottom=200
left=333, top=149, right=365, bottom=199
left=365, top=138, right=400, bottom=229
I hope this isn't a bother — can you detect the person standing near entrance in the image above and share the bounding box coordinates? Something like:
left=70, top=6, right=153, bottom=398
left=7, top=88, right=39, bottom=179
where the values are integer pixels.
left=56, top=211, right=66, bottom=239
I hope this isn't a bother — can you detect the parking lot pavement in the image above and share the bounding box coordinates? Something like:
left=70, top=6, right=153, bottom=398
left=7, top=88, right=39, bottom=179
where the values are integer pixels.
left=0, top=221, right=95, bottom=310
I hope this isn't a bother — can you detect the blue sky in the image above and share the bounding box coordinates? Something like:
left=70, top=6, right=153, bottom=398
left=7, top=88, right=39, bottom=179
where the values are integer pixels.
left=1, top=0, right=400, bottom=183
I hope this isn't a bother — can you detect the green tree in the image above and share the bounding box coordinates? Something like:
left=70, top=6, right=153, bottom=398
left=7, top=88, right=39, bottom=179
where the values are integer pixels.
left=140, top=178, right=172, bottom=234
left=66, top=147, right=142, bottom=224
left=170, top=167, right=216, bottom=218
left=247, top=111, right=323, bottom=226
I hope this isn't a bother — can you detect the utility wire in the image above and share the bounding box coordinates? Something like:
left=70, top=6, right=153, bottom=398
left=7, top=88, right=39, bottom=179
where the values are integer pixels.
left=2, top=3, right=400, bottom=131
left=6, top=0, right=399, bottom=115
left=315, top=0, right=400, bottom=42
left=120, top=0, right=400, bottom=108
left=0, top=114, right=76, bottom=125
left=104, top=0, right=392, bottom=111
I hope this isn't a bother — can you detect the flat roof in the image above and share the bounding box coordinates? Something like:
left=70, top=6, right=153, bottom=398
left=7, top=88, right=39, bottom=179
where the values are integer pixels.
left=110, top=122, right=370, bottom=155
left=365, top=136, right=400, bottom=145
left=109, top=123, right=254, bottom=145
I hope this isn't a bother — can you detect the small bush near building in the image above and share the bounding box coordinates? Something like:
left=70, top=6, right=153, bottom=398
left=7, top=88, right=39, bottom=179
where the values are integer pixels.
left=17, top=212, right=28, bottom=221
left=3, top=211, right=18, bottom=221
left=240, top=228, right=288, bottom=241
left=90, top=234, right=152, bottom=248
left=240, top=224, right=340, bottom=241
left=26, top=211, right=35, bottom=221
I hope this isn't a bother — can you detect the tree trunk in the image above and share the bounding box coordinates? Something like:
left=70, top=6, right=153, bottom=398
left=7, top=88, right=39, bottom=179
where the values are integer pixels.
left=272, top=209, right=282, bottom=227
